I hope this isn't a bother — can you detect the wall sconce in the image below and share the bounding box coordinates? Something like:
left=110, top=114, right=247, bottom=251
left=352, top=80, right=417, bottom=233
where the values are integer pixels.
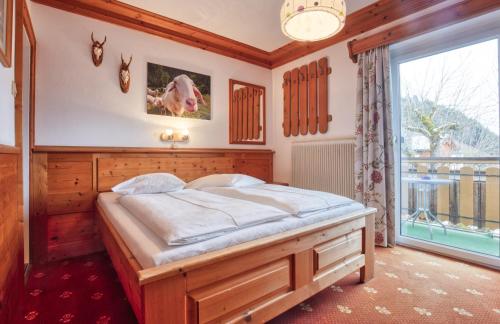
left=160, top=128, right=190, bottom=147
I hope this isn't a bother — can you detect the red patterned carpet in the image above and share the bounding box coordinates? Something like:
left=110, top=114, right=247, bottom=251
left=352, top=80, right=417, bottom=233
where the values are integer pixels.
left=17, top=246, right=500, bottom=323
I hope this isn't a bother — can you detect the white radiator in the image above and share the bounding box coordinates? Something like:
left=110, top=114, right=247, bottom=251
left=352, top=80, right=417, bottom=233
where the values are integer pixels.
left=292, top=139, right=355, bottom=199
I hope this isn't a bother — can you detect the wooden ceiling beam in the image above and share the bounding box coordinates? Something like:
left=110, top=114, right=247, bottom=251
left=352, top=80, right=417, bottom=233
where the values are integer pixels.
left=269, top=0, right=448, bottom=68
left=32, top=0, right=493, bottom=69
left=31, top=0, right=273, bottom=68
left=347, top=0, right=500, bottom=63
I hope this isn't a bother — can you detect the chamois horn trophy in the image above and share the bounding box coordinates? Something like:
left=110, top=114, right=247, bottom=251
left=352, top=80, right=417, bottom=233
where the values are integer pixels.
left=119, top=54, right=132, bottom=93
left=90, top=32, right=107, bottom=67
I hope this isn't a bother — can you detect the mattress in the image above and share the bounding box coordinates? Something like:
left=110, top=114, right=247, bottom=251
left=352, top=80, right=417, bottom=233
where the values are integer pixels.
left=97, top=192, right=365, bottom=269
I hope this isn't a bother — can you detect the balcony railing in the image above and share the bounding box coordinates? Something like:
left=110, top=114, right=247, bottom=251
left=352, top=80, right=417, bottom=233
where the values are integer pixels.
left=401, top=157, right=500, bottom=236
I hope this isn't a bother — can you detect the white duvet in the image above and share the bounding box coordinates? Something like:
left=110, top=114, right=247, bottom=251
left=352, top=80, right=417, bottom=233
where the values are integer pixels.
left=118, top=189, right=289, bottom=245
left=201, top=184, right=355, bottom=217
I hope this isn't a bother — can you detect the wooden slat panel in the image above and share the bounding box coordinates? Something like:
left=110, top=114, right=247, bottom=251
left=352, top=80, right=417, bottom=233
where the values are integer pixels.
left=299, top=65, right=308, bottom=135
left=485, top=167, right=500, bottom=230
left=237, top=89, right=243, bottom=141
left=47, top=161, right=92, bottom=193
left=242, top=87, right=248, bottom=140
left=459, top=166, right=474, bottom=225
left=253, top=88, right=260, bottom=139
left=190, top=258, right=291, bottom=323
left=47, top=212, right=99, bottom=248
left=31, top=153, right=48, bottom=263
left=437, top=166, right=450, bottom=222
left=308, top=61, right=318, bottom=135
left=290, top=68, right=300, bottom=136
left=247, top=87, right=254, bottom=140
left=282, top=71, right=291, bottom=137
left=231, top=91, right=238, bottom=143
left=318, top=57, right=329, bottom=134
left=47, top=191, right=95, bottom=215
left=0, top=153, right=23, bottom=324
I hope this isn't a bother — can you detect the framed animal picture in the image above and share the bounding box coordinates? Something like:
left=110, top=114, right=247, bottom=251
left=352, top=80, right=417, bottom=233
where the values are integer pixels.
left=147, top=62, right=211, bottom=120
left=0, top=0, right=13, bottom=67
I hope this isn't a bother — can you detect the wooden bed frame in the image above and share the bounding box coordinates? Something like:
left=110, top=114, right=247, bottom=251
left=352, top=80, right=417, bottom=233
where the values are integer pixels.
left=97, top=201, right=376, bottom=324
left=31, top=146, right=376, bottom=323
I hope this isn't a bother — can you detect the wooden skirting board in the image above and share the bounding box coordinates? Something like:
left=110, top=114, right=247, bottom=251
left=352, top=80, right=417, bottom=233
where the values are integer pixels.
left=283, top=57, right=332, bottom=137
left=30, top=146, right=274, bottom=264
left=32, top=0, right=450, bottom=69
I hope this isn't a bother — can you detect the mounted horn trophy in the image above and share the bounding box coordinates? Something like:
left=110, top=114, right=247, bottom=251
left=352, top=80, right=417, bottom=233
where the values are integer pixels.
left=119, top=54, right=132, bottom=93
left=90, top=32, right=106, bottom=66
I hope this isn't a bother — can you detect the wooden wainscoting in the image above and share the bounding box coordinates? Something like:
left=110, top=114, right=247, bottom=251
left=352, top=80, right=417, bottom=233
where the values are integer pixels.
left=30, top=146, right=274, bottom=264
left=0, top=151, right=24, bottom=323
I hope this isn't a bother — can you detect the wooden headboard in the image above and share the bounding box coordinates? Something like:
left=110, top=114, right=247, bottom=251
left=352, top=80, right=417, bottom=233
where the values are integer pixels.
left=31, top=146, right=274, bottom=264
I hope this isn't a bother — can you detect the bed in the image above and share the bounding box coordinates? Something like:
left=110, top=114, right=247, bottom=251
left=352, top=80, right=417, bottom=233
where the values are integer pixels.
left=96, top=179, right=376, bottom=324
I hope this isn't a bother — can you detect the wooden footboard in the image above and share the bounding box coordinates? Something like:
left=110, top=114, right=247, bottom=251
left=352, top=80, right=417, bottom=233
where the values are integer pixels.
left=97, top=204, right=376, bottom=324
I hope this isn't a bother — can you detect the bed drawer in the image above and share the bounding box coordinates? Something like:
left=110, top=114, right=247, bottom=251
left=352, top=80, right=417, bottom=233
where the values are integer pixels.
left=314, top=230, right=362, bottom=273
left=189, top=258, right=291, bottom=323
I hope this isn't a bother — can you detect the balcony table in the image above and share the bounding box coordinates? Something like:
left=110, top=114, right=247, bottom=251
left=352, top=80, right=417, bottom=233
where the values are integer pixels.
left=402, top=177, right=452, bottom=239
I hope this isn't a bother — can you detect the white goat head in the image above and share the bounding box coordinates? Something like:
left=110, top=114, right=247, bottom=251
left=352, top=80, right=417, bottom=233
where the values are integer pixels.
left=90, top=32, right=106, bottom=67
left=119, top=54, right=132, bottom=93
left=162, top=74, right=206, bottom=117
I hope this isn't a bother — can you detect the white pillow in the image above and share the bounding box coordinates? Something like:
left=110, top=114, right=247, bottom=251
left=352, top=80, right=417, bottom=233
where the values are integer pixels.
left=112, top=173, right=186, bottom=195
left=185, top=174, right=265, bottom=190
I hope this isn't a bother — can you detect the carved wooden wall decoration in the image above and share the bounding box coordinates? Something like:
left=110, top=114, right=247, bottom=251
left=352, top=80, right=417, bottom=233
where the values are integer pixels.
left=282, top=57, right=332, bottom=137
left=229, top=79, right=266, bottom=145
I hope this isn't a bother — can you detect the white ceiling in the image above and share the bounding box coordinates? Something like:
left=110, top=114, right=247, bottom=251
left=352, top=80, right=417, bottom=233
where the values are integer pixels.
left=121, top=0, right=376, bottom=52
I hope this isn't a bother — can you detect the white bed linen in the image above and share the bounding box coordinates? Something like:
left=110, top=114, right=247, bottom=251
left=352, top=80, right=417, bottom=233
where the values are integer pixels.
left=98, top=192, right=365, bottom=269
left=201, top=184, right=355, bottom=217
left=119, top=190, right=289, bottom=245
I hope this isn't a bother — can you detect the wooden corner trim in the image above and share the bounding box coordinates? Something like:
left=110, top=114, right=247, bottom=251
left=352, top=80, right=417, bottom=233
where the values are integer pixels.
left=348, top=0, right=500, bottom=59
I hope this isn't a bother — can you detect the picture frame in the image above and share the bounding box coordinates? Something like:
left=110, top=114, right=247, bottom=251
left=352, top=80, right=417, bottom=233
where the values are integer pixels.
left=146, top=62, right=211, bottom=120
left=0, top=0, right=13, bottom=67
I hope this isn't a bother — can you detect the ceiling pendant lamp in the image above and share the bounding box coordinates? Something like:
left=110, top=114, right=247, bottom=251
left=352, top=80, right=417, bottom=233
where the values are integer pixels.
left=280, top=0, right=346, bottom=42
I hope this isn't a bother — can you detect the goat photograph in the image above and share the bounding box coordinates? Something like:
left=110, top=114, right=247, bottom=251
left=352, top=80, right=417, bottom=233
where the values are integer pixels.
left=146, top=62, right=211, bottom=120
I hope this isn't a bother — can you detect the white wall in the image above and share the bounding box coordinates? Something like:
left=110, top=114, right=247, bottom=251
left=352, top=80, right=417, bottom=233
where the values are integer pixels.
left=0, top=1, right=16, bottom=146
left=270, top=0, right=459, bottom=183
left=271, top=41, right=358, bottom=183
left=30, top=3, right=273, bottom=149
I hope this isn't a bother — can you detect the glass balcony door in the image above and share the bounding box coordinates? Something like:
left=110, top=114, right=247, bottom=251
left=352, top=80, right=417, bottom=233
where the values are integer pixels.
left=391, top=15, right=500, bottom=268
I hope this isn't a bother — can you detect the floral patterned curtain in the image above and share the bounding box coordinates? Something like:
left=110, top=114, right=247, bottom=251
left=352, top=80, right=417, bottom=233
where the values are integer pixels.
left=354, top=46, right=395, bottom=247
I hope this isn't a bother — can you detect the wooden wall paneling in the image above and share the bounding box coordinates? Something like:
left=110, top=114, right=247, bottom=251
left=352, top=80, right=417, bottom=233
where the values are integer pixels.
left=318, top=57, right=331, bottom=134
left=299, top=65, right=308, bottom=135
left=253, top=88, right=260, bottom=139
left=237, top=89, right=243, bottom=141
left=248, top=87, right=254, bottom=140
left=347, top=0, right=500, bottom=63
left=31, top=153, right=48, bottom=263
left=290, top=68, right=300, bottom=137
left=0, top=154, right=23, bottom=323
left=42, top=153, right=102, bottom=262
left=242, top=87, right=248, bottom=140
left=97, top=156, right=237, bottom=191
left=282, top=71, right=291, bottom=137
left=308, top=61, right=318, bottom=134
